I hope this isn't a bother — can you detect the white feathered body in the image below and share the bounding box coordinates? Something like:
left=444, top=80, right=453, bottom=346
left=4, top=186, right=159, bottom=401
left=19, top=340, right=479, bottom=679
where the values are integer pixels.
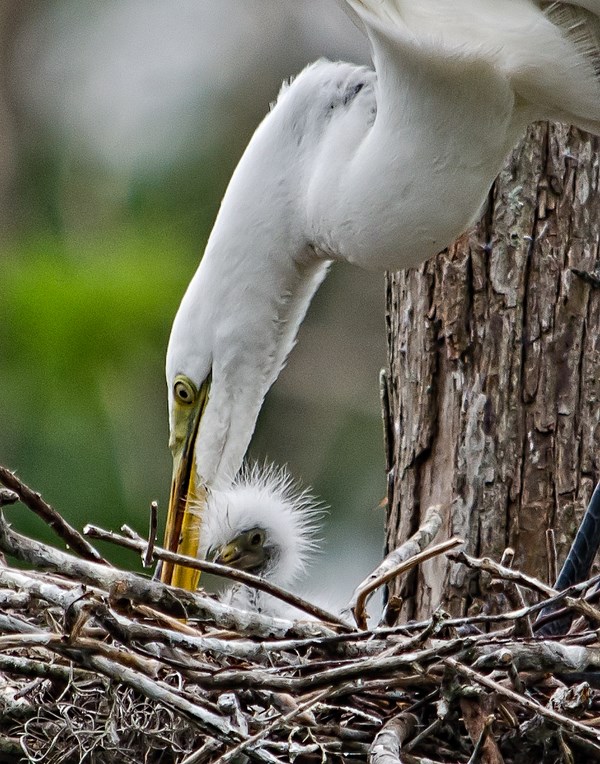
left=199, top=466, right=322, bottom=615
left=167, top=0, right=600, bottom=490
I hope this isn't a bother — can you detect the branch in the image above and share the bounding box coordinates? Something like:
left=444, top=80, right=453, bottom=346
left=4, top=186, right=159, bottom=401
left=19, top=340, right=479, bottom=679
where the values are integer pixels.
left=345, top=503, right=456, bottom=629
left=143, top=501, right=158, bottom=568
left=0, top=514, right=337, bottom=640
left=84, top=523, right=351, bottom=629
left=444, top=657, right=600, bottom=745
left=451, top=550, right=600, bottom=631
left=448, top=550, right=556, bottom=598
left=369, top=714, right=418, bottom=763
left=0, top=465, right=109, bottom=565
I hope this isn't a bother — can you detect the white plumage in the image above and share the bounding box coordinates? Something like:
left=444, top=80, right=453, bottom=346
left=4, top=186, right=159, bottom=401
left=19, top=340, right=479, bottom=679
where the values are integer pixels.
left=162, top=0, right=600, bottom=588
left=198, top=465, right=323, bottom=614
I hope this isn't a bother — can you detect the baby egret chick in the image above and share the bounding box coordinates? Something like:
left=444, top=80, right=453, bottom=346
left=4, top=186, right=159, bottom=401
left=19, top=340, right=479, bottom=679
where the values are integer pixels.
left=199, top=466, right=323, bottom=616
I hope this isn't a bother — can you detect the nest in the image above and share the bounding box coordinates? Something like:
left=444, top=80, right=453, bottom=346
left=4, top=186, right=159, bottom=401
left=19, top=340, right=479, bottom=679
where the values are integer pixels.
left=1, top=467, right=600, bottom=764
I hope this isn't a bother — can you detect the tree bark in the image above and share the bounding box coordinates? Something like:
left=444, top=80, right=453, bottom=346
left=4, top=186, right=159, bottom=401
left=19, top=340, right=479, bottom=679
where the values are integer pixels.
left=385, top=123, right=600, bottom=621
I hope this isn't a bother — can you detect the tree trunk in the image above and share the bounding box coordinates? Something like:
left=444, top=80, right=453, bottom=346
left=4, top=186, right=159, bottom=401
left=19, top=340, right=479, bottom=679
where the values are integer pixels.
left=384, top=123, right=600, bottom=622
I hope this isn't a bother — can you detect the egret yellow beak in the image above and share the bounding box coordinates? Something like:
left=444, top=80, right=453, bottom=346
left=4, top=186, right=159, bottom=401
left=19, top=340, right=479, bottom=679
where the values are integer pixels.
left=160, top=376, right=210, bottom=590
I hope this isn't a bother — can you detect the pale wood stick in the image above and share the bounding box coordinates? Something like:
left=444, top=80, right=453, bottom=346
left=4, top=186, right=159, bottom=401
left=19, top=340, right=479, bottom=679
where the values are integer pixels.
left=444, top=657, right=600, bottom=746
left=369, top=714, right=418, bottom=763
left=345, top=502, right=456, bottom=629
left=0, top=515, right=337, bottom=640
left=349, top=534, right=462, bottom=630
left=84, top=523, right=350, bottom=629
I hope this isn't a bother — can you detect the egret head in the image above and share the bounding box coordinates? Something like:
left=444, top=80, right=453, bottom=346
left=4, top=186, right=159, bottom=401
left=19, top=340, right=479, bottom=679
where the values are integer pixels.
left=161, top=291, right=213, bottom=590
left=200, top=464, right=324, bottom=590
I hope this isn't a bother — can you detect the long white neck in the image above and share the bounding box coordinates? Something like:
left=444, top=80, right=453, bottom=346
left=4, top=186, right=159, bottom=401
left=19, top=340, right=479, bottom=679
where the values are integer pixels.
left=168, top=99, right=329, bottom=487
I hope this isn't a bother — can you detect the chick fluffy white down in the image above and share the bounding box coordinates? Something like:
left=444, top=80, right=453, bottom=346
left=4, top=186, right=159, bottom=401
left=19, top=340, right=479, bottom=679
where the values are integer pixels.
left=199, top=465, right=324, bottom=615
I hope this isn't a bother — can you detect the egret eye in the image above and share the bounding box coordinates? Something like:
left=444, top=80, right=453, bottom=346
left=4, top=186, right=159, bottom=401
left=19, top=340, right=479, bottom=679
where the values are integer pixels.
left=250, top=531, right=264, bottom=547
left=173, top=377, right=196, bottom=405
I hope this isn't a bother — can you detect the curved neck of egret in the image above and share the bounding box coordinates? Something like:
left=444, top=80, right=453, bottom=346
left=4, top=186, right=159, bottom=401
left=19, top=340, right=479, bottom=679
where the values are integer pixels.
left=162, top=101, right=332, bottom=589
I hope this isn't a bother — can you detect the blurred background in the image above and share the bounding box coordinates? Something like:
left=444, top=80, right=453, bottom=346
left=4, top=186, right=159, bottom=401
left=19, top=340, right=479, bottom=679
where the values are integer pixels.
left=0, top=0, right=386, bottom=611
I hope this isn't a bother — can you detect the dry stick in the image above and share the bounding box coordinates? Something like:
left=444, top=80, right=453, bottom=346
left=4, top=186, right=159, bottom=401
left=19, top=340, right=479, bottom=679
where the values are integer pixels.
left=0, top=568, right=376, bottom=681
left=345, top=502, right=454, bottom=629
left=403, top=719, right=444, bottom=754
left=451, top=550, right=600, bottom=628
left=547, top=529, right=558, bottom=586
left=0, top=652, right=89, bottom=683
left=471, top=641, right=600, bottom=673
left=350, top=535, right=462, bottom=630
left=449, top=550, right=556, bottom=598
left=444, top=657, right=600, bottom=745
left=0, top=517, right=337, bottom=641
left=84, top=523, right=350, bottom=629
left=182, top=638, right=477, bottom=694
left=203, top=688, right=332, bottom=764
left=0, top=629, right=270, bottom=760
left=0, top=465, right=108, bottom=565
left=143, top=501, right=158, bottom=568
left=490, top=549, right=532, bottom=640
left=0, top=631, right=162, bottom=678
left=369, top=713, right=418, bottom=763
left=91, top=603, right=391, bottom=664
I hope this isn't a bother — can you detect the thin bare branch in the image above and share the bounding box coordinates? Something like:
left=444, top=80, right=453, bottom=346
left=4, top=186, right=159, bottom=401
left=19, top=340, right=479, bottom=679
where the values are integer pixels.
left=369, top=714, right=418, bottom=763
left=345, top=502, right=456, bottom=629
left=0, top=514, right=337, bottom=640
left=84, top=522, right=351, bottom=629
left=444, top=657, right=600, bottom=745
left=0, top=466, right=109, bottom=565
left=143, top=501, right=158, bottom=568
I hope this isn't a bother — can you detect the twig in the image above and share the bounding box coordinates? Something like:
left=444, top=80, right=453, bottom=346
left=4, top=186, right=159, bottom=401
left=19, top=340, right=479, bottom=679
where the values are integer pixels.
left=0, top=516, right=337, bottom=640
left=489, top=553, right=532, bottom=639
left=449, top=550, right=556, bottom=598
left=472, top=641, right=600, bottom=674
left=403, top=718, right=443, bottom=753
left=350, top=536, right=462, bottom=630
left=143, top=501, right=158, bottom=568
left=0, top=652, right=89, bottom=683
left=177, top=638, right=477, bottom=694
left=345, top=503, right=454, bottom=628
left=84, top=523, right=350, bottom=629
left=0, top=466, right=109, bottom=565
left=202, top=690, right=332, bottom=764
left=444, top=657, right=600, bottom=745
left=369, top=714, right=418, bottom=763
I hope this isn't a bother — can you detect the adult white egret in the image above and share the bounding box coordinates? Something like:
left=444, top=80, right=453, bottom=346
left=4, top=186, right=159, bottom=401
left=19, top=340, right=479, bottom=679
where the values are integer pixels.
left=198, top=465, right=322, bottom=616
left=161, top=0, right=600, bottom=589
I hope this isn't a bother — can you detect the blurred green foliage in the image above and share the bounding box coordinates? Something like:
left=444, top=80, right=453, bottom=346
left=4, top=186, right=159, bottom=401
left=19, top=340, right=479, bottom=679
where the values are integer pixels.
left=0, top=226, right=202, bottom=567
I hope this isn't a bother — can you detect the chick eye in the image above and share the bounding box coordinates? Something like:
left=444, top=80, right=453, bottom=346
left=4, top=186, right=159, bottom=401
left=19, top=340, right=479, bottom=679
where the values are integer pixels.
left=174, top=377, right=196, bottom=405
left=250, top=532, right=263, bottom=546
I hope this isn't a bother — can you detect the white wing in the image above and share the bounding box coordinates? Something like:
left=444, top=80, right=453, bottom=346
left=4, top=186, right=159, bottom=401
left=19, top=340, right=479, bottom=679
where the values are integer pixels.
left=343, top=0, right=600, bottom=132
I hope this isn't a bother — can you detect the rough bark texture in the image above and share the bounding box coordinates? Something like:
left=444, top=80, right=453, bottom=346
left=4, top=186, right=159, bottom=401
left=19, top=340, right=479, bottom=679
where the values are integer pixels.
left=385, top=123, right=600, bottom=621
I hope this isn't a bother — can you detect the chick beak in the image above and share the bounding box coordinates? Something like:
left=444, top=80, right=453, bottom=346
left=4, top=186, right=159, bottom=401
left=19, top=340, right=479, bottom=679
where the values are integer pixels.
left=214, top=542, right=242, bottom=568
